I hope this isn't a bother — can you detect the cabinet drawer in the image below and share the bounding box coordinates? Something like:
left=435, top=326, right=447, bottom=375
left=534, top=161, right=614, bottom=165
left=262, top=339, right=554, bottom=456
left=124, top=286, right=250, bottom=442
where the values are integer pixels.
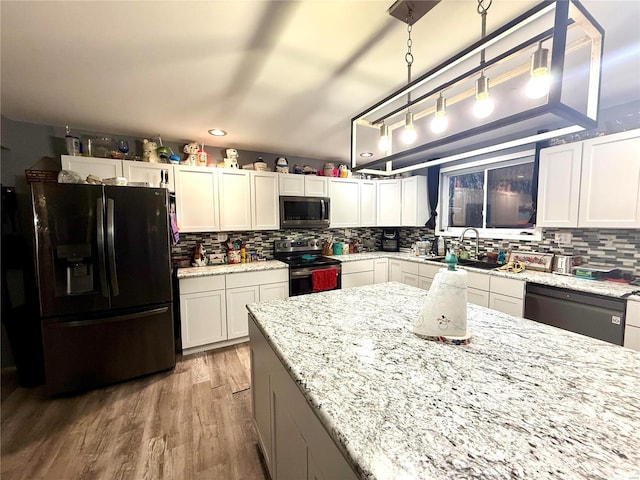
left=419, top=263, right=441, bottom=279
left=624, top=324, right=640, bottom=351
left=180, top=275, right=225, bottom=294
left=467, top=287, right=489, bottom=307
left=342, top=260, right=374, bottom=275
left=226, top=269, right=288, bottom=289
left=490, top=276, right=525, bottom=299
left=401, top=260, right=419, bottom=275
left=626, top=298, right=640, bottom=328
left=342, top=271, right=374, bottom=289
left=466, top=271, right=490, bottom=290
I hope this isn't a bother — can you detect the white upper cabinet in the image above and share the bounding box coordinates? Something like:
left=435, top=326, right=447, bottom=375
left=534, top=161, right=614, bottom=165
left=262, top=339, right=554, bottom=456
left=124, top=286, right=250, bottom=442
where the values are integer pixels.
left=376, top=179, right=402, bottom=226
left=536, top=142, right=582, bottom=227
left=61, top=155, right=123, bottom=180
left=304, top=176, right=328, bottom=196
left=578, top=130, right=640, bottom=228
left=173, top=165, right=219, bottom=232
left=251, top=171, right=280, bottom=230
left=218, top=169, right=252, bottom=231
left=122, top=160, right=174, bottom=190
left=401, top=176, right=429, bottom=227
left=279, top=174, right=305, bottom=196
left=278, top=175, right=328, bottom=197
left=329, top=178, right=360, bottom=228
left=360, top=180, right=377, bottom=227
left=537, top=129, right=640, bottom=229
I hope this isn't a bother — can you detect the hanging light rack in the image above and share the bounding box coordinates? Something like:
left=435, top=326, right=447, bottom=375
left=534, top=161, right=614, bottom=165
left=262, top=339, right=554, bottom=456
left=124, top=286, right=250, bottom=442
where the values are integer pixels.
left=351, top=0, right=604, bottom=173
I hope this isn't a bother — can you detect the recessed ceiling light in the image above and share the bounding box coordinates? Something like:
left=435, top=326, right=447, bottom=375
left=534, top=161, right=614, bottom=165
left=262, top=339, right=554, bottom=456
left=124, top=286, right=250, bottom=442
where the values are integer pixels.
left=360, top=152, right=373, bottom=157
left=208, top=129, right=227, bottom=136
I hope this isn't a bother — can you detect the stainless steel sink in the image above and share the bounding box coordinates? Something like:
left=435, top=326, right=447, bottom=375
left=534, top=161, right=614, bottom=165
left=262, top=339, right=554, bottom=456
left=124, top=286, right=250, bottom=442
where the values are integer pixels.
left=437, top=258, right=498, bottom=270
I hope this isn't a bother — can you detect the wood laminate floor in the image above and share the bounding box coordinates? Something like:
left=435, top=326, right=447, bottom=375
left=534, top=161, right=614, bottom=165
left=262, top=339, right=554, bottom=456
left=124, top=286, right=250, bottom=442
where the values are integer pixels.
left=1, top=343, right=268, bottom=480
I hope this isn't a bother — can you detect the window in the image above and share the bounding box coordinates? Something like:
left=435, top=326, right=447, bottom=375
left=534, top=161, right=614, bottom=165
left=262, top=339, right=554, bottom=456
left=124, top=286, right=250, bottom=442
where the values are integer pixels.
left=438, top=151, right=540, bottom=240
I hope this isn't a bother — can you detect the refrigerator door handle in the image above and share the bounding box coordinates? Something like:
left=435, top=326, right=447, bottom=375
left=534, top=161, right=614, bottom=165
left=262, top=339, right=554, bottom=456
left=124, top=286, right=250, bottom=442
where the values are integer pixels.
left=96, top=197, right=109, bottom=298
left=106, top=197, right=120, bottom=296
left=47, top=306, right=169, bottom=328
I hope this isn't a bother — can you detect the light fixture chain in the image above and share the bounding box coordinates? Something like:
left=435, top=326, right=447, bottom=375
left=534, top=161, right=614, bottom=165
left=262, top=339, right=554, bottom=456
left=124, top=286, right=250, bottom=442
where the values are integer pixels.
left=405, top=10, right=414, bottom=104
left=477, top=0, right=492, bottom=67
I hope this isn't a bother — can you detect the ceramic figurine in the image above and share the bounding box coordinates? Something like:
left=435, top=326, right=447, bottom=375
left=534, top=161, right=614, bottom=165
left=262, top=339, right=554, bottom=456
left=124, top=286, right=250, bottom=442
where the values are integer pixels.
left=142, top=139, right=160, bottom=163
left=192, top=243, right=207, bottom=267
left=197, top=144, right=209, bottom=167
left=182, top=142, right=199, bottom=165
left=275, top=156, right=288, bottom=173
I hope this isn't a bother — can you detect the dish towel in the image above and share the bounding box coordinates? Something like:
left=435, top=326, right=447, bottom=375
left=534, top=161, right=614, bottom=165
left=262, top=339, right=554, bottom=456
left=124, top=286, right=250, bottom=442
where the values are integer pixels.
left=312, top=268, right=337, bottom=292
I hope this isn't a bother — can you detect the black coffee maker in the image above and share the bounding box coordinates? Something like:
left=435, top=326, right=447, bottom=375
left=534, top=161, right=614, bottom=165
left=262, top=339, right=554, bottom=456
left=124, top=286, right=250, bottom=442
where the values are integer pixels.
left=380, top=229, right=400, bottom=252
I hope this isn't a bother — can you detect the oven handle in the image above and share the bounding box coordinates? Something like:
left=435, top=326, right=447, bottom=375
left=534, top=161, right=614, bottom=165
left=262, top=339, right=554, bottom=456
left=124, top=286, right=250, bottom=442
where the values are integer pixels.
left=290, top=267, right=340, bottom=278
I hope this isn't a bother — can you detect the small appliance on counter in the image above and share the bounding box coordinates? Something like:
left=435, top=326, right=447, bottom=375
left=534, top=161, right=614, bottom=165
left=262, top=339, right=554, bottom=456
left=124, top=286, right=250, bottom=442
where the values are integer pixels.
left=381, top=229, right=400, bottom=252
left=553, top=255, right=582, bottom=275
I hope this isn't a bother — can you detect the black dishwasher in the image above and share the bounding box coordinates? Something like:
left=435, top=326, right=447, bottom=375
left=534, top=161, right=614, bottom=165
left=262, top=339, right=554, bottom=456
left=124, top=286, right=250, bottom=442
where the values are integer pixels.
left=524, top=284, right=625, bottom=346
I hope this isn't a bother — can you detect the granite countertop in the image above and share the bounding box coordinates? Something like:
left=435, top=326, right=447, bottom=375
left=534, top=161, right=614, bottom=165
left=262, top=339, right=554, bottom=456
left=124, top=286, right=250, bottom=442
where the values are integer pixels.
left=176, top=259, right=287, bottom=279
left=332, top=252, right=639, bottom=299
left=247, top=282, right=640, bottom=480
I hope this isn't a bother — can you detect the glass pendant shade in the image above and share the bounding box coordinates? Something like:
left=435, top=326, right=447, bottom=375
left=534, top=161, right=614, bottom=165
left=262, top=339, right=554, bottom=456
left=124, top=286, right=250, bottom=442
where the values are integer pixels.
left=430, top=94, right=448, bottom=134
left=378, top=124, right=390, bottom=151
left=402, top=112, right=417, bottom=144
left=526, top=45, right=551, bottom=99
left=473, top=74, right=495, bottom=119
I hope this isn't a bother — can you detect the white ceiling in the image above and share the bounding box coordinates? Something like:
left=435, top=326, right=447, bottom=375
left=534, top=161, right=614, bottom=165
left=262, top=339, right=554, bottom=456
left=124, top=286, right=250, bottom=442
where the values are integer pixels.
left=2, top=1, right=639, bottom=164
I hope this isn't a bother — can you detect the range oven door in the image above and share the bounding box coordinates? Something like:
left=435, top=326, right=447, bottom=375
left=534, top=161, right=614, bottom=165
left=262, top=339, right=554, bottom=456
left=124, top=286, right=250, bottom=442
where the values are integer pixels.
left=289, top=265, right=341, bottom=296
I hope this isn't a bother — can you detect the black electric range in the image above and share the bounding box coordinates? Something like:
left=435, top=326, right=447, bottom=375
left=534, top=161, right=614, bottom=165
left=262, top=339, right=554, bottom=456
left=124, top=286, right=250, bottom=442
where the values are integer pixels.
left=274, top=239, right=341, bottom=296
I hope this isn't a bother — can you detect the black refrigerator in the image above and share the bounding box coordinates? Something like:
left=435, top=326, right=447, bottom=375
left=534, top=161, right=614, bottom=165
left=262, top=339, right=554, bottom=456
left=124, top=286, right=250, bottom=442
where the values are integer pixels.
left=31, top=182, right=175, bottom=395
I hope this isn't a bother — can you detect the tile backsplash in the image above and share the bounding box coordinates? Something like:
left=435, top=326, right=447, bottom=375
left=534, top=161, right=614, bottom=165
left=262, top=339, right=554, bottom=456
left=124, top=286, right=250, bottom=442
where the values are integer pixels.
left=173, top=227, right=639, bottom=273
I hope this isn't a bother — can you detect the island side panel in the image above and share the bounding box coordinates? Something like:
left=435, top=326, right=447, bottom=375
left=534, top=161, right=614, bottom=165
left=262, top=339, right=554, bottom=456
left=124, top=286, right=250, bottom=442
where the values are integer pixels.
left=249, top=314, right=360, bottom=480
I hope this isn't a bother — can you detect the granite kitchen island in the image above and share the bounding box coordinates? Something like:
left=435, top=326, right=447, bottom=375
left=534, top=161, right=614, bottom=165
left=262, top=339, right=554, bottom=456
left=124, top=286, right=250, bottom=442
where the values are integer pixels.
left=247, top=282, right=640, bottom=480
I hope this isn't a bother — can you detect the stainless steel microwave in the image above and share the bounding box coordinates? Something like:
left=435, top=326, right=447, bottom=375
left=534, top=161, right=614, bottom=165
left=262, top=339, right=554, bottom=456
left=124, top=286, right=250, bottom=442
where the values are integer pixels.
left=279, top=196, right=330, bottom=229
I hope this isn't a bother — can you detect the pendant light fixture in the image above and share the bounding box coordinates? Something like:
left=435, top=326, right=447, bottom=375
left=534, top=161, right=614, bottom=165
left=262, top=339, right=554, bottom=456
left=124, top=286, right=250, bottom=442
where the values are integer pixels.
left=401, top=9, right=417, bottom=145
left=378, top=122, right=390, bottom=152
left=430, top=92, right=448, bottom=134
left=473, top=0, right=495, bottom=119
left=351, top=1, right=604, bottom=175
left=526, top=41, right=551, bottom=99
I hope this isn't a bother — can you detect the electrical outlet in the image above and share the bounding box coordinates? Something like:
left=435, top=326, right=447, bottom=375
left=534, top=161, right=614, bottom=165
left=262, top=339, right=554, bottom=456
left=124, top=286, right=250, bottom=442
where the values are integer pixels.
left=217, top=232, right=227, bottom=242
left=555, top=232, right=572, bottom=244
left=344, top=229, right=352, bottom=237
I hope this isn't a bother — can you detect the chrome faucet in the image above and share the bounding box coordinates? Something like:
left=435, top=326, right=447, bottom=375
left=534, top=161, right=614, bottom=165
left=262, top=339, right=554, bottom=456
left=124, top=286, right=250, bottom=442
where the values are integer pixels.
left=459, top=227, right=480, bottom=259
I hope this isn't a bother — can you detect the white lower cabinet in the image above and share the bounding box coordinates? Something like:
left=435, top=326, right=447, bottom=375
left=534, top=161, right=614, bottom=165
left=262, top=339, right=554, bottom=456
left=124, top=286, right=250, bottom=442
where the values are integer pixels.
left=418, top=263, right=441, bottom=290
left=389, top=259, right=419, bottom=286
left=179, top=276, right=227, bottom=349
left=625, top=297, right=640, bottom=351
left=250, top=317, right=359, bottom=480
left=373, top=258, right=388, bottom=284
left=389, top=259, right=403, bottom=283
left=342, top=259, right=375, bottom=289
left=468, top=288, right=490, bottom=308
left=488, top=276, right=525, bottom=316
left=226, top=286, right=259, bottom=339
left=179, top=269, right=288, bottom=354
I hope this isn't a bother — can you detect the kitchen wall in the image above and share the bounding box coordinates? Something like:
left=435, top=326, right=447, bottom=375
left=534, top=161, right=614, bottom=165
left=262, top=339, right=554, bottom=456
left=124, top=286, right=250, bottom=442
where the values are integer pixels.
left=173, top=226, right=639, bottom=273
left=401, top=227, right=640, bottom=272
